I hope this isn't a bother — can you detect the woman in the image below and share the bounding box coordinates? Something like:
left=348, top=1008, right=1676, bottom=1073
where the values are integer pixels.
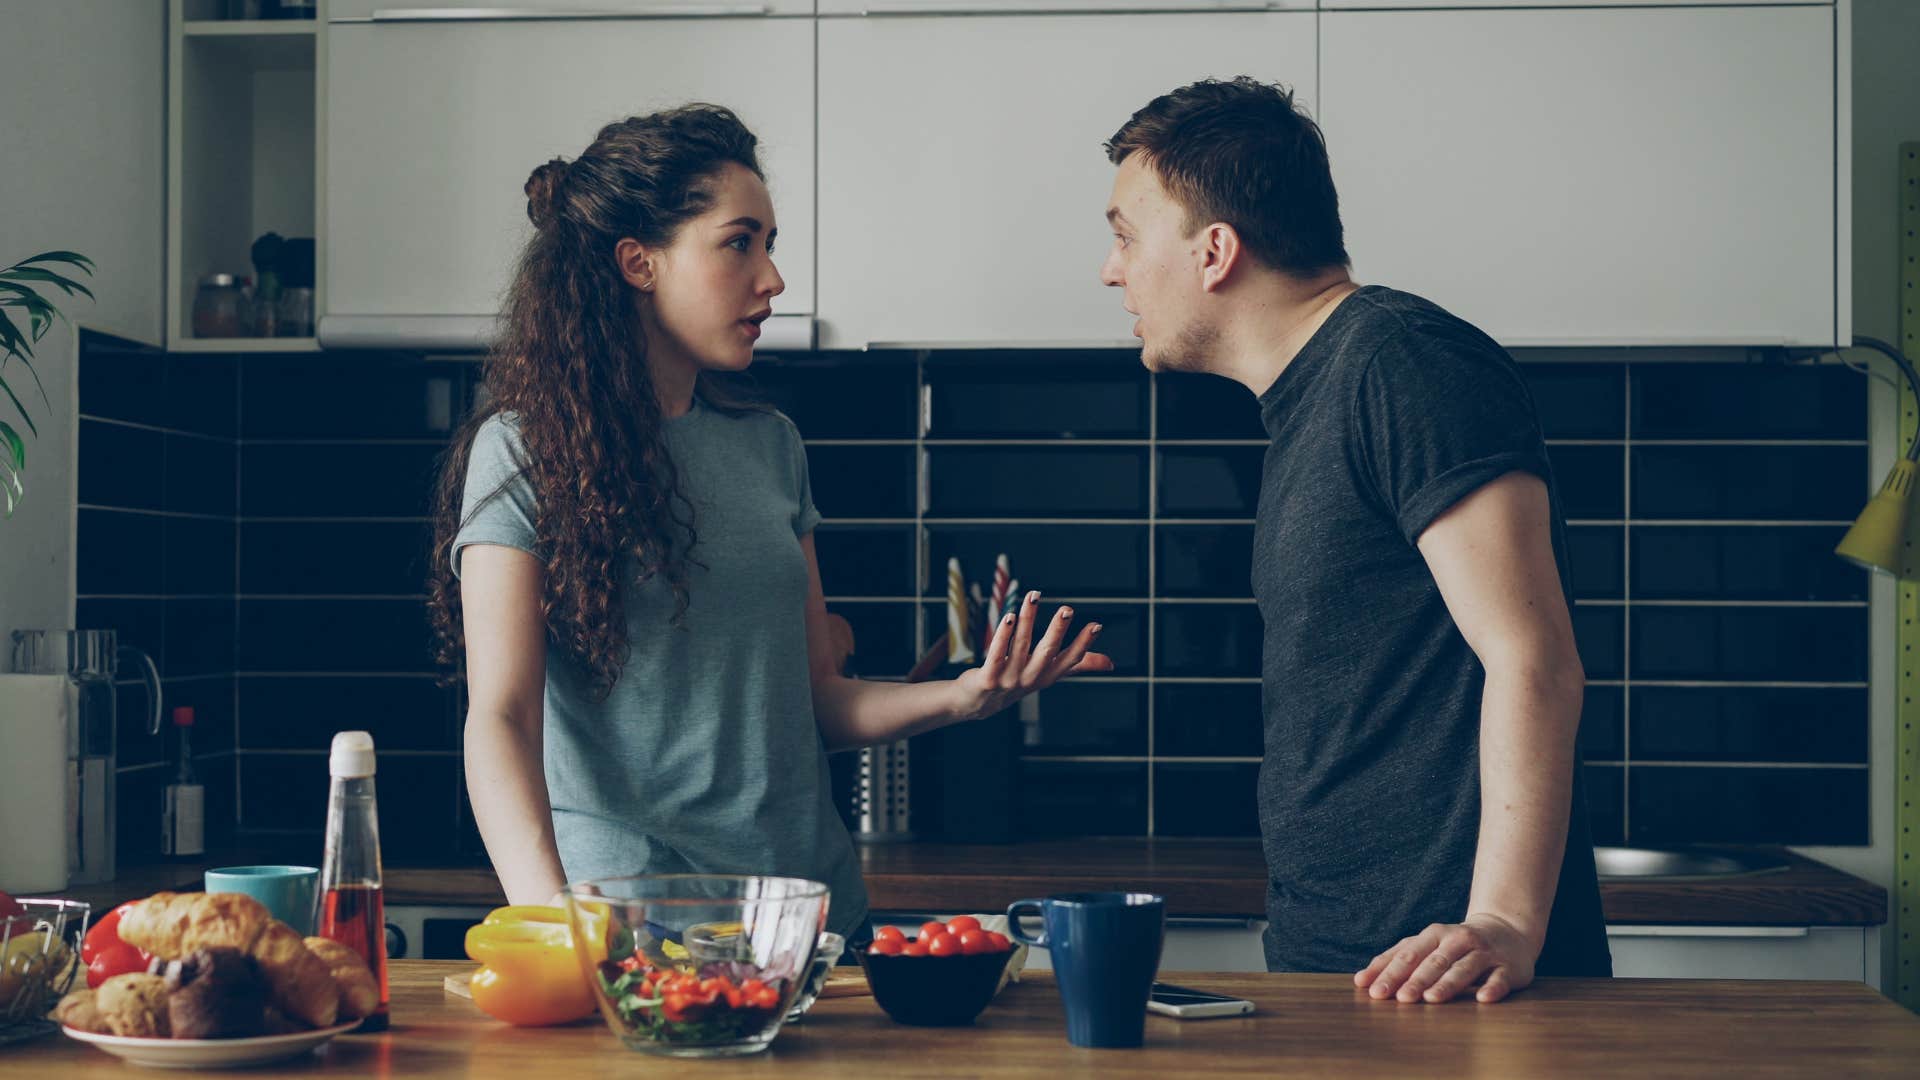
left=427, top=104, right=1110, bottom=942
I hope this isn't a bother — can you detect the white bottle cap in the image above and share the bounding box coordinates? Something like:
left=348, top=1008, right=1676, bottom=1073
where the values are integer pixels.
left=329, top=731, right=377, bottom=778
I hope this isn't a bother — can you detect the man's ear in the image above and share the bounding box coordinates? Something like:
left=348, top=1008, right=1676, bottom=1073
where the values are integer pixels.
left=615, top=237, right=657, bottom=292
left=1198, top=222, right=1243, bottom=294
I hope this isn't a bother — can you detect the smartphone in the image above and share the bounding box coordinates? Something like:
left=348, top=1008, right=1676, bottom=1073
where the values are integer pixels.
left=1146, top=981, right=1257, bottom=1019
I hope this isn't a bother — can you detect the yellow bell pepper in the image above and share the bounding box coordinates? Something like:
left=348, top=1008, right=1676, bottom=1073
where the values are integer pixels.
left=463, top=905, right=597, bottom=1027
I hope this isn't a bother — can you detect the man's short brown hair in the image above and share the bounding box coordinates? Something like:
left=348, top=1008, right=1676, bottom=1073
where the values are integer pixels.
left=1106, top=77, right=1348, bottom=279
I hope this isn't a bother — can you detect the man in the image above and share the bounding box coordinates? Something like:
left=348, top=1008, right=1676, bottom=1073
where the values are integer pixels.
left=1100, top=77, right=1610, bottom=1003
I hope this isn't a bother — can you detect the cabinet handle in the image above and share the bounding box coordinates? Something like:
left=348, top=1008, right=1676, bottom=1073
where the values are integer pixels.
left=366, top=5, right=770, bottom=22
left=1605, top=925, right=1810, bottom=939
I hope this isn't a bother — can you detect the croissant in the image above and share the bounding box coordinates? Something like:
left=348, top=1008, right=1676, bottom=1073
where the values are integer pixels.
left=304, top=937, right=379, bottom=1021
left=118, top=892, right=339, bottom=1029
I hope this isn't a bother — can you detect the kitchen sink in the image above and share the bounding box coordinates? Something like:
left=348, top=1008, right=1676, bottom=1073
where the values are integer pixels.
left=1592, top=847, right=1789, bottom=880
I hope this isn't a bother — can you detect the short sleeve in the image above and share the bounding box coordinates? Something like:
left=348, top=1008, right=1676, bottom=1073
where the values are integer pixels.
left=451, top=414, right=541, bottom=578
left=1351, top=330, right=1552, bottom=545
left=784, top=414, right=822, bottom=536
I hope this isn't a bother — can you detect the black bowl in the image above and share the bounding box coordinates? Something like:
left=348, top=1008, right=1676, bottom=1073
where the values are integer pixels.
left=857, top=948, right=1013, bottom=1026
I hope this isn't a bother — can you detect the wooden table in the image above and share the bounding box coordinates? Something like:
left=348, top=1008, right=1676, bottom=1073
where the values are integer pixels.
left=8, top=961, right=1919, bottom=1077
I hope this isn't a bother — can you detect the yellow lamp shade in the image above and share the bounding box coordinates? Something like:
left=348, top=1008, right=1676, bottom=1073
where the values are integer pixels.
left=1835, top=459, right=1919, bottom=577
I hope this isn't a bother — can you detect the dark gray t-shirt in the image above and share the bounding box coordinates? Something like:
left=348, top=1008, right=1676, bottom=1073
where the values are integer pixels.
left=451, top=399, right=868, bottom=939
left=1252, top=286, right=1610, bottom=976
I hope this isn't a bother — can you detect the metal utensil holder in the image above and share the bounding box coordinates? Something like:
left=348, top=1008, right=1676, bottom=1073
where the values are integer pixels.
left=852, top=739, right=913, bottom=842
left=0, top=898, right=91, bottom=1046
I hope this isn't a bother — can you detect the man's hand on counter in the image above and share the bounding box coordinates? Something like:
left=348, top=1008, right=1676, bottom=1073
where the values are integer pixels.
left=1352, top=912, right=1538, bottom=1005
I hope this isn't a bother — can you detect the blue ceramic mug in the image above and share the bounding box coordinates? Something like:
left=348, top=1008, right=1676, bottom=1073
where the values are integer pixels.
left=205, top=865, right=319, bottom=935
left=1007, top=892, right=1165, bottom=1048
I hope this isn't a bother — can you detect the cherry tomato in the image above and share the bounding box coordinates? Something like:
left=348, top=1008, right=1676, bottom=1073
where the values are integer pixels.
left=874, top=925, right=905, bottom=944
left=956, top=929, right=994, bottom=955
left=87, top=942, right=149, bottom=989
left=901, top=940, right=931, bottom=957
left=926, top=932, right=963, bottom=958
left=869, top=937, right=904, bottom=956
left=80, top=901, right=139, bottom=965
left=945, top=915, right=981, bottom=935
left=919, top=921, right=948, bottom=939
left=985, top=931, right=1012, bottom=952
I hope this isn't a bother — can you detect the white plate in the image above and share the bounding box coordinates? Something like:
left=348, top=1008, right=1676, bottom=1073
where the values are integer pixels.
left=62, top=1020, right=360, bottom=1069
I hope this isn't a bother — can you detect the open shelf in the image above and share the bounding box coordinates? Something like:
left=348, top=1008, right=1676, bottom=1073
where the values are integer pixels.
left=168, top=1, right=321, bottom=347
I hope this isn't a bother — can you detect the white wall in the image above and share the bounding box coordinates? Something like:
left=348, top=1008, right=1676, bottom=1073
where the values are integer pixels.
left=1, top=1, right=166, bottom=643
left=1792, top=0, right=1920, bottom=995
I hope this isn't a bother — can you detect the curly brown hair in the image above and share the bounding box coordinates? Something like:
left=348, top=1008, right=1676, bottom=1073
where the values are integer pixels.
left=427, top=103, right=769, bottom=699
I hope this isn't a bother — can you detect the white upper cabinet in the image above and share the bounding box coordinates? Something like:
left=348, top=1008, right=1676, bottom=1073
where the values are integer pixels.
left=1319, top=4, right=1839, bottom=346
left=817, top=1, right=1309, bottom=13
left=324, top=15, right=815, bottom=330
left=816, top=11, right=1315, bottom=348
left=1321, top=0, right=1821, bottom=8
left=330, top=1, right=814, bottom=19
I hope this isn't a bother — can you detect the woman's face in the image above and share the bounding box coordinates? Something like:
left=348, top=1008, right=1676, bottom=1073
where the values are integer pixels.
left=633, top=161, right=786, bottom=373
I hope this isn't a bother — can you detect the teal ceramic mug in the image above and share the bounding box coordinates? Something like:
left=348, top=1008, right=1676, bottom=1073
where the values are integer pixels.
left=204, top=865, right=319, bottom=934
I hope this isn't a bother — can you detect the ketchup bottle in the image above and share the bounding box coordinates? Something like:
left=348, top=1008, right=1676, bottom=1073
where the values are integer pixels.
left=316, top=731, right=389, bottom=1031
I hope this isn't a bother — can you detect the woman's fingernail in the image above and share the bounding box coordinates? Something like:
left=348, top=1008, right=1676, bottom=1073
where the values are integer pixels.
left=1090, top=623, right=1104, bottom=636
left=1059, top=606, right=1074, bottom=621
left=1002, top=613, right=1014, bottom=625
left=1027, top=590, right=1041, bottom=605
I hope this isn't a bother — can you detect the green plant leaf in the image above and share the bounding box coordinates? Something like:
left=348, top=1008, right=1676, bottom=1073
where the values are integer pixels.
left=0, top=267, right=94, bottom=301
left=15, top=251, right=96, bottom=275
left=0, top=456, right=22, bottom=517
left=0, top=309, right=27, bottom=359
left=0, top=280, right=60, bottom=339
left=0, top=372, right=38, bottom=438
left=0, top=419, right=21, bottom=471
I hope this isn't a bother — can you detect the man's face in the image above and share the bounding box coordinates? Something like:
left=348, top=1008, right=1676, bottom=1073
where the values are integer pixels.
left=1099, top=154, right=1218, bottom=373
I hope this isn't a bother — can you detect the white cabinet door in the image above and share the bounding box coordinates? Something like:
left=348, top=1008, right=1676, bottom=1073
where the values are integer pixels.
left=817, top=11, right=1315, bottom=348
left=1606, top=926, right=1867, bottom=982
left=325, top=16, right=814, bottom=325
left=331, top=0, right=814, bottom=20
left=818, top=1, right=1310, bottom=13
left=1319, top=5, right=1837, bottom=346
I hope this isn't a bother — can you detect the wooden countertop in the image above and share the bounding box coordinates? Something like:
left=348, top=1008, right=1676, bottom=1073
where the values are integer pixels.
left=8, top=960, right=1918, bottom=1077
left=49, top=840, right=1887, bottom=927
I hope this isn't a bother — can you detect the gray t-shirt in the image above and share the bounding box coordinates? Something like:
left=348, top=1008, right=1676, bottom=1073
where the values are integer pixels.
left=451, top=398, right=868, bottom=939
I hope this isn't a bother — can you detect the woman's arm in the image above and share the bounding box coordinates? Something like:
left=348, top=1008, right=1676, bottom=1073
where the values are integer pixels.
left=798, top=534, right=1112, bottom=751
left=460, top=543, right=569, bottom=905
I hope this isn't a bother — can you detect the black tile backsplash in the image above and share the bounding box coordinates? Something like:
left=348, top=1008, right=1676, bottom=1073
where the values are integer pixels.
left=1157, top=372, right=1265, bottom=440
left=73, top=344, right=1874, bottom=854
left=924, top=352, right=1147, bottom=438
left=807, top=445, right=916, bottom=519
left=1546, top=445, right=1626, bottom=520
left=923, top=524, right=1148, bottom=598
left=76, top=332, right=240, bottom=859
left=813, top=524, right=916, bottom=597
left=1155, top=683, right=1263, bottom=758
left=241, top=442, right=443, bottom=519
left=1630, top=525, right=1863, bottom=601
left=1157, top=447, right=1263, bottom=519
left=1631, top=363, right=1864, bottom=440
left=1021, top=682, right=1147, bottom=756
left=1630, top=607, right=1867, bottom=683
left=237, top=675, right=459, bottom=752
left=1157, top=526, right=1255, bottom=598
left=1524, top=365, right=1626, bottom=439
left=928, top=447, right=1147, bottom=518
left=1629, top=687, right=1869, bottom=763
left=1632, top=446, right=1866, bottom=521
left=1629, top=765, right=1866, bottom=845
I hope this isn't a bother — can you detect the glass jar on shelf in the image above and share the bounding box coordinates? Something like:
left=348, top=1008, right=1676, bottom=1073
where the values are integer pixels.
left=191, top=273, right=250, bottom=338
